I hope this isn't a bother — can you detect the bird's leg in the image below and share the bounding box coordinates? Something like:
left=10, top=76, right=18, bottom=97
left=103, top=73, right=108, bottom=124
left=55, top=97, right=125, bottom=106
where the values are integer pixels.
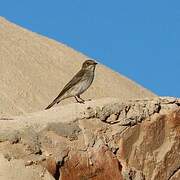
left=78, top=95, right=92, bottom=101
left=77, top=95, right=85, bottom=103
left=74, top=96, right=85, bottom=103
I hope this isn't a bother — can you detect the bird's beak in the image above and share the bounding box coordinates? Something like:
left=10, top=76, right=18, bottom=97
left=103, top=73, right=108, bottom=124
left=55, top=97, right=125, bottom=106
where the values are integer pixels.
left=94, top=62, right=98, bottom=65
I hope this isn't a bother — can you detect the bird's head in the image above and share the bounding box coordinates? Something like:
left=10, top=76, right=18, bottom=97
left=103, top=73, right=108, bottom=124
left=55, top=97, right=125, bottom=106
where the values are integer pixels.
left=82, top=59, right=98, bottom=70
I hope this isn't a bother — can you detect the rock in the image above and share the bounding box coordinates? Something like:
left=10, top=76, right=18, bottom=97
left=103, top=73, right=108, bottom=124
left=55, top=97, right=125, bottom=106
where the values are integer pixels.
left=169, top=169, right=180, bottom=180
left=44, top=122, right=81, bottom=140
left=0, top=154, right=54, bottom=180
left=41, top=157, right=58, bottom=178
left=60, top=145, right=123, bottom=180
left=117, top=108, right=180, bottom=180
left=0, top=97, right=179, bottom=179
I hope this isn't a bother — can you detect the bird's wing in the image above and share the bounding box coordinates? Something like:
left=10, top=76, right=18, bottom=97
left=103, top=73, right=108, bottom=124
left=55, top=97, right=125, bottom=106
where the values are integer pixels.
left=55, top=69, right=85, bottom=99
left=45, top=69, right=85, bottom=109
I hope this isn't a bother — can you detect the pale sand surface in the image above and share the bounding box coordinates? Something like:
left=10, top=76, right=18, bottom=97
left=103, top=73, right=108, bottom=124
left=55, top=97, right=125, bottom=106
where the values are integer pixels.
left=0, top=17, right=155, bottom=116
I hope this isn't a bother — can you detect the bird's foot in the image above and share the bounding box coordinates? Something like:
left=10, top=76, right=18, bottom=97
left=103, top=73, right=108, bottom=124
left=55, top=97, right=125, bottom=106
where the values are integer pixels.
left=75, top=96, right=85, bottom=104
left=75, top=100, right=85, bottom=104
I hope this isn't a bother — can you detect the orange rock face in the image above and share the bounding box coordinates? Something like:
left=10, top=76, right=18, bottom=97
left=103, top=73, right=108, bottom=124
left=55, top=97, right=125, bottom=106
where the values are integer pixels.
left=60, top=145, right=123, bottom=180
left=117, top=109, right=180, bottom=180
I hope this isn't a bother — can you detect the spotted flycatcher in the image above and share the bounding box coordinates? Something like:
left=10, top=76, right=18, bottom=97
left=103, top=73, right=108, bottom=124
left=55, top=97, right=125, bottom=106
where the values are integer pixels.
left=45, top=59, right=97, bottom=109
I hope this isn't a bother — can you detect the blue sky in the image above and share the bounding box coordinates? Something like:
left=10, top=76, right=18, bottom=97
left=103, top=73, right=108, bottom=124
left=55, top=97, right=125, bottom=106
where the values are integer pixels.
left=1, top=0, right=180, bottom=97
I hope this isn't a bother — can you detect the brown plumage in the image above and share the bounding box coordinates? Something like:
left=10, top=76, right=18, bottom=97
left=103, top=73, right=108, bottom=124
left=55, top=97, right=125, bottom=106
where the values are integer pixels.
left=45, top=59, right=97, bottom=110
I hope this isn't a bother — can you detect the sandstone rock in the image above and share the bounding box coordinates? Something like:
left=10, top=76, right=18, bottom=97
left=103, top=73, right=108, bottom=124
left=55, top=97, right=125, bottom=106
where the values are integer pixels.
left=60, top=145, right=123, bottom=180
left=0, top=97, right=179, bottom=180
left=0, top=154, right=54, bottom=180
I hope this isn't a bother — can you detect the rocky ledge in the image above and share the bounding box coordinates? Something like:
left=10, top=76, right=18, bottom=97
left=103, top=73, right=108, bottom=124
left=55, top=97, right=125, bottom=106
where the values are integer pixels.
left=0, top=97, right=179, bottom=180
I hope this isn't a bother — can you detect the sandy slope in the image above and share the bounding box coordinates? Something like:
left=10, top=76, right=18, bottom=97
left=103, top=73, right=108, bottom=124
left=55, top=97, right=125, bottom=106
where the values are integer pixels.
left=0, top=17, right=155, bottom=116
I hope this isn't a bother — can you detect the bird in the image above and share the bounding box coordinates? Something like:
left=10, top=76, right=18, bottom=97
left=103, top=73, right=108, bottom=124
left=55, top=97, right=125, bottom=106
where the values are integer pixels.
left=45, top=59, right=98, bottom=110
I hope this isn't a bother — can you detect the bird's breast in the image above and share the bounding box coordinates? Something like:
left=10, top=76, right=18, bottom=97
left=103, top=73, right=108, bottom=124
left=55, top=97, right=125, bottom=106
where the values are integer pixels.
left=73, top=71, right=94, bottom=95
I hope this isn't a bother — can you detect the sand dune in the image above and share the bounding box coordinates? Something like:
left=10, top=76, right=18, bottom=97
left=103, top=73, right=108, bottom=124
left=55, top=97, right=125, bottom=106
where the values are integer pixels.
left=0, top=17, right=155, bottom=116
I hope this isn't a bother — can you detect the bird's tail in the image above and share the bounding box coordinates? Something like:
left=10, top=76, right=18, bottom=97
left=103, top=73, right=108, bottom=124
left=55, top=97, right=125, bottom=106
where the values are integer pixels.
left=45, top=99, right=59, bottom=110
